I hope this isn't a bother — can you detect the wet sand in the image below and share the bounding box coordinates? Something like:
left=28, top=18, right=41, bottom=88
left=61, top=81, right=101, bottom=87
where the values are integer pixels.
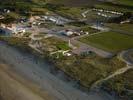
left=0, top=64, right=54, bottom=100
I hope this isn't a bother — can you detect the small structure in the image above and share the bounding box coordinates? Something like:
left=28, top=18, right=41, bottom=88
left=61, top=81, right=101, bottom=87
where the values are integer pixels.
left=64, top=30, right=74, bottom=36
left=120, top=19, right=131, bottom=24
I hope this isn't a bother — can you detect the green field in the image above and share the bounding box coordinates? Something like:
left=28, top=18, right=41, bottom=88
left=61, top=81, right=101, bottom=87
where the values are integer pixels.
left=47, top=0, right=99, bottom=7
left=56, top=7, right=86, bottom=19
left=105, top=23, right=133, bottom=35
left=79, top=31, right=133, bottom=52
left=113, top=0, right=133, bottom=7
left=95, top=2, right=133, bottom=12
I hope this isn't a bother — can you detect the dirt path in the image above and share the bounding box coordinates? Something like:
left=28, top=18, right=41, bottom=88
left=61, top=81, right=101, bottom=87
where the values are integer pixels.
left=91, top=49, right=133, bottom=89
left=91, top=65, right=133, bottom=89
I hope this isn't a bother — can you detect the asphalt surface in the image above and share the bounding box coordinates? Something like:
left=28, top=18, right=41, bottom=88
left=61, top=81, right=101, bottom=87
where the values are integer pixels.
left=120, top=49, right=133, bottom=66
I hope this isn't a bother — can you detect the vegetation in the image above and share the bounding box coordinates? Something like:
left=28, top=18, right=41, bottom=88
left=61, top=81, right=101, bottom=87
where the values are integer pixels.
left=55, top=55, right=126, bottom=88
left=55, top=7, right=86, bottom=19
left=80, top=26, right=99, bottom=34
left=79, top=31, right=133, bottom=52
left=112, top=0, right=133, bottom=7
left=105, top=23, right=133, bottom=35
left=47, top=0, right=99, bottom=7
left=0, top=36, right=30, bottom=49
left=103, top=69, right=133, bottom=100
left=41, top=37, right=70, bottom=51
left=95, top=2, right=133, bottom=13
left=67, top=21, right=87, bottom=27
left=0, top=36, right=126, bottom=89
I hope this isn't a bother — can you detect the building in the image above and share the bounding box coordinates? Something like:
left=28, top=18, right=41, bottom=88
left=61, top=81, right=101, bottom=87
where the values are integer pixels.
left=0, top=24, right=26, bottom=36
left=42, top=15, right=71, bottom=25
left=0, top=27, right=12, bottom=35
left=60, top=30, right=74, bottom=36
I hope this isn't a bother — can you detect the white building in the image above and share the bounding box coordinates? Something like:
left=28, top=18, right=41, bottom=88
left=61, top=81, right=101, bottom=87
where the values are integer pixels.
left=60, top=30, right=74, bottom=36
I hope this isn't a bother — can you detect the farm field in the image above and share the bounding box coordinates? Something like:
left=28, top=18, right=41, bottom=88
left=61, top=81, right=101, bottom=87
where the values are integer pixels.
left=79, top=31, right=133, bottom=52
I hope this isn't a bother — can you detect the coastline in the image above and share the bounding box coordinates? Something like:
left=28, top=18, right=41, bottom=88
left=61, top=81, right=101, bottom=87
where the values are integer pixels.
left=0, top=41, right=117, bottom=100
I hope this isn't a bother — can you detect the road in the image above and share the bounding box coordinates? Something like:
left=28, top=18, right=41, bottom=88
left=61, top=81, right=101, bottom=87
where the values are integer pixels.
left=119, top=49, right=133, bottom=65
left=91, top=49, right=133, bottom=89
left=0, top=42, right=116, bottom=100
left=70, top=31, right=113, bottom=58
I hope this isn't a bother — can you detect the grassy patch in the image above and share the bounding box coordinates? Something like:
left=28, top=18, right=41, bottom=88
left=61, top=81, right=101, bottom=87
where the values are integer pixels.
left=81, top=26, right=99, bottom=34
left=55, top=7, right=86, bottom=19
left=41, top=37, right=70, bottom=51
left=0, top=36, right=30, bottom=50
left=103, top=69, right=133, bottom=100
left=47, top=0, right=99, bottom=7
left=112, top=0, right=133, bottom=7
left=105, top=23, right=133, bottom=35
left=95, top=2, right=133, bottom=13
left=56, top=43, right=70, bottom=50
left=79, top=31, right=133, bottom=52
left=55, top=55, right=126, bottom=88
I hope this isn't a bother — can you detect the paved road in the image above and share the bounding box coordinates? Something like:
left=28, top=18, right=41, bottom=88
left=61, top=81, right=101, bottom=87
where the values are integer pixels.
left=120, top=49, right=133, bottom=65
left=71, top=38, right=113, bottom=58
left=0, top=43, right=116, bottom=100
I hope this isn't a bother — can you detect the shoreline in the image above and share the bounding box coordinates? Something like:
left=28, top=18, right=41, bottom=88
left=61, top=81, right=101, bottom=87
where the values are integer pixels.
left=0, top=42, right=117, bottom=100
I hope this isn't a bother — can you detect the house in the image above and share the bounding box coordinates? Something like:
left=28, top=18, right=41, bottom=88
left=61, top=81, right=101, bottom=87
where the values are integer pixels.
left=42, top=15, right=71, bottom=25
left=60, top=30, right=74, bottom=36
left=0, top=27, right=12, bottom=35
left=0, top=15, right=4, bottom=20
left=0, top=24, right=26, bottom=36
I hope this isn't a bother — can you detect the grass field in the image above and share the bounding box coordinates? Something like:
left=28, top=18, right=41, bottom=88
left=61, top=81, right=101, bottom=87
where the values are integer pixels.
left=79, top=31, right=133, bottom=52
left=55, top=7, right=86, bottom=19
left=105, top=23, right=133, bottom=35
left=47, top=0, right=99, bottom=7
left=95, top=2, right=133, bottom=12
left=112, top=0, right=133, bottom=7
